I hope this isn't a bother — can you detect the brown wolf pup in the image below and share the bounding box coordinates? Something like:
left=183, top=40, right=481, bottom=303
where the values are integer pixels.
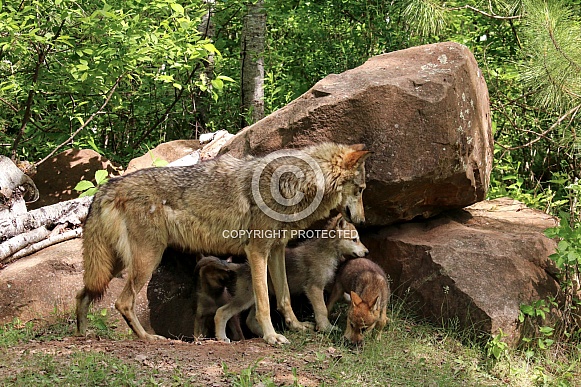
left=76, top=143, right=371, bottom=344
left=214, top=214, right=369, bottom=342
left=192, top=256, right=244, bottom=341
left=327, top=258, right=390, bottom=345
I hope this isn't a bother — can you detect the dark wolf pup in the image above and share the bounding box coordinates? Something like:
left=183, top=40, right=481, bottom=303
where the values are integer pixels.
left=76, top=142, right=371, bottom=344
left=192, top=256, right=245, bottom=341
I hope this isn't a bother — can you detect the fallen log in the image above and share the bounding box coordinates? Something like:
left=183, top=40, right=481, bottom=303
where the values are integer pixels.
left=0, top=226, right=51, bottom=261
left=2, top=228, right=83, bottom=264
left=0, top=196, right=92, bottom=241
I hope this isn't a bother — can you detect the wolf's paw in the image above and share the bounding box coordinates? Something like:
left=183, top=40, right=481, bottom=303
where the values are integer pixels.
left=216, top=337, right=231, bottom=343
left=143, top=333, right=167, bottom=341
left=264, top=333, right=290, bottom=345
left=299, top=321, right=315, bottom=331
left=316, top=322, right=337, bottom=332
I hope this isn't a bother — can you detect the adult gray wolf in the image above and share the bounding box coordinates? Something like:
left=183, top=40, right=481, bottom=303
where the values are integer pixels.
left=214, top=214, right=369, bottom=342
left=327, top=258, right=390, bottom=345
left=192, top=256, right=245, bottom=341
left=75, top=142, right=371, bottom=344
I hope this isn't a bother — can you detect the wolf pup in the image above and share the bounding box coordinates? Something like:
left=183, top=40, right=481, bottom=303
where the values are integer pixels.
left=76, top=143, right=371, bottom=345
left=214, top=214, right=369, bottom=342
left=327, top=258, right=390, bottom=345
left=192, top=256, right=245, bottom=341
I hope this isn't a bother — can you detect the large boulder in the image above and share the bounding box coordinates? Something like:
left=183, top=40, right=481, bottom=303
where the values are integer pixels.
left=221, top=42, right=493, bottom=226
left=29, top=149, right=121, bottom=210
left=0, top=238, right=151, bottom=333
left=125, top=139, right=202, bottom=173
left=361, top=198, right=560, bottom=344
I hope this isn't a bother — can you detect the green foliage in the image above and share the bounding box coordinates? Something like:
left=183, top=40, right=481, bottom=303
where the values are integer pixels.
left=485, top=329, right=509, bottom=360
left=0, top=0, right=224, bottom=161
left=521, top=0, right=581, bottom=111
left=539, top=214, right=581, bottom=342
left=546, top=214, right=581, bottom=273
left=74, top=169, right=109, bottom=197
left=0, top=318, right=35, bottom=347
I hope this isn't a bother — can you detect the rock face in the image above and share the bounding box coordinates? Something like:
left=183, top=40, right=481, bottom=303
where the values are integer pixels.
left=29, top=149, right=121, bottom=210
left=125, top=139, right=202, bottom=174
left=221, top=42, right=493, bottom=226
left=361, top=198, right=560, bottom=344
left=0, top=238, right=151, bottom=333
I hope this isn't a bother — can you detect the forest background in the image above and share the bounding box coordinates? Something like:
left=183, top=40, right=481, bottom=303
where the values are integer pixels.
left=1, top=0, right=581, bottom=374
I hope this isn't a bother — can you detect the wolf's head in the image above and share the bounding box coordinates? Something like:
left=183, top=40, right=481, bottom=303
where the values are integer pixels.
left=328, top=214, right=369, bottom=259
left=335, top=144, right=372, bottom=226
left=344, top=291, right=381, bottom=345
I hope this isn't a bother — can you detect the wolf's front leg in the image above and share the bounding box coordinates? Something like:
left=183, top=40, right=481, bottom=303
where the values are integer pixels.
left=269, top=242, right=314, bottom=332
left=246, top=242, right=289, bottom=345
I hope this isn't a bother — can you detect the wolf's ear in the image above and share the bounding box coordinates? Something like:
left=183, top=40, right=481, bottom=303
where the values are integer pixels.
left=336, top=217, right=347, bottom=229
left=349, top=143, right=367, bottom=151
left=343, top=150, right=372, bottom=170
left=370, top=295, right=380, bottom=311
left=350, top=291, right=363, bottom=306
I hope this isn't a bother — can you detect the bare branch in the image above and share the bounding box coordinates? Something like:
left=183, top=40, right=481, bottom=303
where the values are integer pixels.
left=502, top=103, right=581, bottom=151
left=34, top=73, right=125, bottom=168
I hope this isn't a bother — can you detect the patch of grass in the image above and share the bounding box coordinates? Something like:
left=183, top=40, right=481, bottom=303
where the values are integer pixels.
left=0, top=318, right=36, bottom=347
left=0, top=307, right=129, bottom=347
left=280, top=299, right=581, bottom=386
left=1, top=301, right=580, bottom=386
left=1, top=351, right=158, bottom=386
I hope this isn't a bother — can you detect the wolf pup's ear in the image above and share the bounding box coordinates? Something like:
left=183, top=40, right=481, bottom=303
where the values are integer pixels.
left=350, top=291, right=363, bottom=306
left=343, top=150, right=373, bottom=170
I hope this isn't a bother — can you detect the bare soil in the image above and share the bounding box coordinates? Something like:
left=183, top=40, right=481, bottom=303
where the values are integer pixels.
left=0, top=332, right=337, bottom=386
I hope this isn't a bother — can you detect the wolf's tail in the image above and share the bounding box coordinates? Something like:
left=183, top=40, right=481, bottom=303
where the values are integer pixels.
left=80, top=199, right=128, bottom=300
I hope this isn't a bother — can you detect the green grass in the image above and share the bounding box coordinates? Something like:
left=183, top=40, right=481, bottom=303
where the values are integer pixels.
left=0, top=303, right=580, bottom=386
left=2, top=352, right=158, bottom=386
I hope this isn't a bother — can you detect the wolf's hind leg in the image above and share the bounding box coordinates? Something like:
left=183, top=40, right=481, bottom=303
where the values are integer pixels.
left=115, top=245, right=165, bottom=341
left=75, top=288, right=92, bottom=336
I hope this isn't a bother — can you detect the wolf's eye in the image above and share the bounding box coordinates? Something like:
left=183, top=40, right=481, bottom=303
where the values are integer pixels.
left=352, top=238, right=358, bottom=243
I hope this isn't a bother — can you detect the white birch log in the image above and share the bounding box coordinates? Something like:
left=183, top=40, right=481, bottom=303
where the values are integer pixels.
left=0, top=196, right=92, bottom=241
left=2, top=228, right=83, bottom=264
left=0, top=226, right=51, bottom=261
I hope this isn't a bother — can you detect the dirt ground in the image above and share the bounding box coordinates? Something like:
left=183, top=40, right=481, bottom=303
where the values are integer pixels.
left=0, top=331, right=338, bottom=386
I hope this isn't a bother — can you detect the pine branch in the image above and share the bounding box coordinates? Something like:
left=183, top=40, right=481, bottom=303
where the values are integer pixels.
left=446, top=4, right=521, bottom=20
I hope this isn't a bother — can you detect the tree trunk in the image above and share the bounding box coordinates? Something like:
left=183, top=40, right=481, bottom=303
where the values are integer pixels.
left=240, top=0, right=266, bottom=128
left=193, top=0, right=216, bottom=137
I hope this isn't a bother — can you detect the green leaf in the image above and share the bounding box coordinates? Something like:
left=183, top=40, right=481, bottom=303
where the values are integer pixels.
left=79, top=187, right=98, bottom=197
left=211, top=78, right=224, bottom=90
left=520, top=304, right=534, bottom=316
left=74, top=180, right=95, bottom=192
left=170, top=3, right=184, bottom=15
left=217, top=75, right=235, bottom=83
left=95, top=170, right=109, bottom=185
